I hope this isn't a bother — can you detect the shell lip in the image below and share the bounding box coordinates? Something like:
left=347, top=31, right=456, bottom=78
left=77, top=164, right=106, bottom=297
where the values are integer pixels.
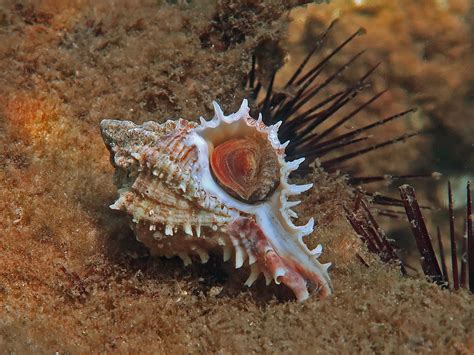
left=193, top=101, right=333, bottom=300
left=226, top=217, right=333, bottom=301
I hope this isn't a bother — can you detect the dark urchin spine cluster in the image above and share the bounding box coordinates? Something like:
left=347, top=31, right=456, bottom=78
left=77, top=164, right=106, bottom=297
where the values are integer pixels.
left=246, top=20, right=472, bottom=294
left=399, top=182, right=473, bottom=293
left=246, top=20, right=437, bottom=215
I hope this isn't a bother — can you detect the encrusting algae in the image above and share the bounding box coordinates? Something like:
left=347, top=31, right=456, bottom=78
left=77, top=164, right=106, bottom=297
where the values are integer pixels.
left=0, top=0, right=472, bottom=353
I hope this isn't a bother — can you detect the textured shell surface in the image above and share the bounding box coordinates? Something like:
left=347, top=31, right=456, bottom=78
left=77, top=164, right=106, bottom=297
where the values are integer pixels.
left=100, top=100, right=333, bottom=301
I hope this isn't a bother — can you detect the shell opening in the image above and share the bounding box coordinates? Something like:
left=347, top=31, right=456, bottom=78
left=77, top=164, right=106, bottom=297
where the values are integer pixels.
left=210, top=135, right=279, bottom=203
left=195, top=101, right=282, bottom=204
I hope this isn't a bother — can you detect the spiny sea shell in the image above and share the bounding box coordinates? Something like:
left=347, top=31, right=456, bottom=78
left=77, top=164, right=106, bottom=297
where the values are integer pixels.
left=100, top=100, right=333, bottom=301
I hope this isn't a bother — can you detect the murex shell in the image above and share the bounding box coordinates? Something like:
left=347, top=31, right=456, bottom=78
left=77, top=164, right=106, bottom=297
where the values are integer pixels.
left=100, top=100, right=333, bottom=301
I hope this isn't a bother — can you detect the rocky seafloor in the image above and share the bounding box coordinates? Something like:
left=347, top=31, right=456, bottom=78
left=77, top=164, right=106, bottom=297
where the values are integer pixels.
left=0, top=0, right=472, bottom=353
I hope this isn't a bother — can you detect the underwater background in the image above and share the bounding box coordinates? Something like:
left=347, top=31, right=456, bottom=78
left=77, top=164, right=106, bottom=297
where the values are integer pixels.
left=0, top=0, right=472, bottom=352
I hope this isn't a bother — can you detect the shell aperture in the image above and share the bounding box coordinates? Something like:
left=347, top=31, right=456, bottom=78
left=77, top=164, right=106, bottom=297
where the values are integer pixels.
left=210, top=136, right=279, bottom=203
left=100, top=99, right=333, bottom=301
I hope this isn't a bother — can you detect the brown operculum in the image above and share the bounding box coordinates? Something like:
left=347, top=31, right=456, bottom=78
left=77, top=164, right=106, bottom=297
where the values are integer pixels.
left=210, top=136, right=279, bottom=203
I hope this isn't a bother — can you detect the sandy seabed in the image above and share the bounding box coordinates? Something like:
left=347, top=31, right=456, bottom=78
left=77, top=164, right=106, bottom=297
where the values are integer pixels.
left=0, top=0, right=472, bottom=353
